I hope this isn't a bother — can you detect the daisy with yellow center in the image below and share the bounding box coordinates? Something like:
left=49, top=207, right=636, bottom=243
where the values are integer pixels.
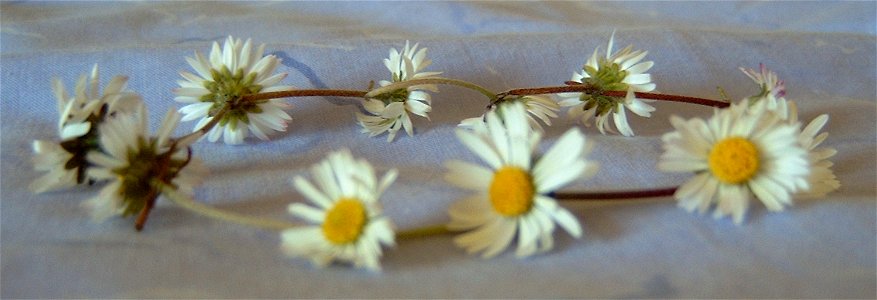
left=558, top=32, right=656, bottom=136
left=658, top=105, right=810, bottom=224
left=446, top=102, right=598, bottom=258
left=174, top=36, right=294, bottom=145
left=737, top=65, right=840, bottom=197
left=357, top=41, right=442, bottom=142
left=281, top=149, right=398, bottom=271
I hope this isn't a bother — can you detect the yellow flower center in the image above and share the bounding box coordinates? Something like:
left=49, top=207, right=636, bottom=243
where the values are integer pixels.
left=708, top=137, right=761, bottom=184
left=322, top=198, right=367, bottom=245
left=489, top=166, right=535, bottom=217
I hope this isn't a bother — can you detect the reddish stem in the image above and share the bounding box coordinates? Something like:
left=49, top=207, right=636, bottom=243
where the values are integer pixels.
left=135, top=189, right=160, bottom=231
left=553, top=187, right=677, bottom=200
left=503, top=83, right=729, bottom=108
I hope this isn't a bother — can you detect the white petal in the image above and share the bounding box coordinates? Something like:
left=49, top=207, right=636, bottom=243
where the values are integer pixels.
left=445, top=160, right=493, bottom=191
left=288, top=203, right=326, bottom=224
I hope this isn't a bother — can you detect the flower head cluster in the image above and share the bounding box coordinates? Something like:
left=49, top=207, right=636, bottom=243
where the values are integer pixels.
left=658, top=100, right=811, bottom=224
left=446, top=102, right=598, bottom=258
left=459, top=95, right=560, bottom=132
left=31, top=65, right=141, bottom=193
left=175, top=36, right=293, bottom=145
left=737, top=65, right=839, bottom=198
left=559, top=33, right=656, bottom=136
left=82, top=106, right=204, bottom=222
left=357, top=41, right=442, bottom=142
left=282, top=149, right=398, bottom=271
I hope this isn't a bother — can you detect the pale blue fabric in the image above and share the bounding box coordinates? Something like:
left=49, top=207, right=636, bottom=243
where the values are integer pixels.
left=2, top=2, right=875, bottom=298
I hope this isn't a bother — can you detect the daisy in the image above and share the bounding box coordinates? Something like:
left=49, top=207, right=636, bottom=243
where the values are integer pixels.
left=558, top=32, right=656, bottom=136
left=657, top=105, right=810, bottom=224
left=445, top=102, right=598, bottom=258
left=356, top=41, right=442, bottom=142
left=174, top=36, right=294, bottom=145
left=738, top=65, right=839, bottom=197
left=31, top=64, right=142, bottom=193
left=281, top=149, right=398, bottom=271
left=82, top=106, right=204, bottom=223
left=458, top=95, right=560, bottom=132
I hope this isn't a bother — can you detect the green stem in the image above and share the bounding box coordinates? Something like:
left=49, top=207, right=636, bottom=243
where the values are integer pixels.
left=157, top=181, right=299, bottom=231
left=365, top=77, right=498, bottom=101
left=159, top=181, right=452, bottom=239
left=396, top=225, right=452, bottom=240
left=240, top=89, right=368, bottom=102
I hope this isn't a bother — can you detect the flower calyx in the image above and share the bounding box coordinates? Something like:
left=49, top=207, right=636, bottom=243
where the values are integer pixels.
left=201, top=66, right=265, bottom=130
left=114, top=139, right=193, bottom=231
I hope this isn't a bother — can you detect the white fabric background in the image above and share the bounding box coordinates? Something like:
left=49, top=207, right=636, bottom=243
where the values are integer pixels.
left=2, top=2, right=875, bottom=298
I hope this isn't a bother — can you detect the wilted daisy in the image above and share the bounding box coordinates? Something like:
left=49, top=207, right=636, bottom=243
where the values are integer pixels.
left=31, top=64, right=142, bottom=193
left=357, top=41, right=442, bottom=142
left=282, top=149, right=398, bottom=271
left=458, top=95, right=560, bottom=131
left=445, top=102, right=598, bottom=258
left=740, top=63, right=788, bottom=117
left=82, top=106, right=204, bottom=225
left=174, top=36, right=294, bottom=145
left=658, top=105, right=810, bottom=224
left=558, top=32, right=656, bottom=136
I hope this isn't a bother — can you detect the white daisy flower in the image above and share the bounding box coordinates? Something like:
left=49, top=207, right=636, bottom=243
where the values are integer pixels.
left=657, top=105, right=810, bottom=224
left=558, top=32, right=656, bottom=136
left=174, top=36, right=294, bottom=145
left=31, top=64, right=142, bottom=193
left=738, top=65, right=839, bottom=197
left=282, top=149, right=398, bottom=271
left=356, top=41, right=442, bottom=142
left=445, top=102, right=598, bottom=258
left=458, top=95, right=560, bottom=132
left=82, top=106, right=205, bottom=223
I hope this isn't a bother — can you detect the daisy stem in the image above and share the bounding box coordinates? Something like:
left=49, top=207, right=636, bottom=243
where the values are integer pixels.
left=134, top=186, right=160, bottom=231
left=365, top=77, right=498, bottom=101
left=240, top=89, right=368, bottom=102
left=160, top=180, right=452, bottom=240
left=157, top=181, right=299, bottom=231
left=552, top=187, right=678, bottom=200
left=396, top=225, right=452, bottom=240
left=500, top=83, right=730, bottom=108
